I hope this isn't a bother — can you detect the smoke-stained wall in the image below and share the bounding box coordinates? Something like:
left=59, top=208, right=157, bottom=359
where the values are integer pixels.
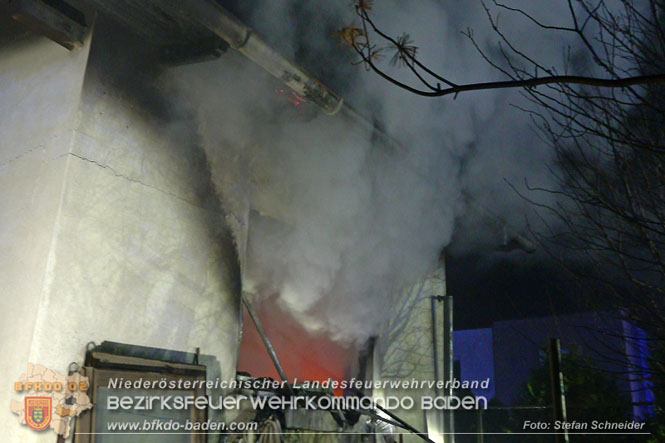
left=1, top=18, right=242, bottom=441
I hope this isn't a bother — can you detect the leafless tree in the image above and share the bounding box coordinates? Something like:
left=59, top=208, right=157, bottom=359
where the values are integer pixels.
left=339, top=0, right=665, bottom=410
left=377, top=278, right=431, bottom=380
left=338, top=0, right=665, bottom=97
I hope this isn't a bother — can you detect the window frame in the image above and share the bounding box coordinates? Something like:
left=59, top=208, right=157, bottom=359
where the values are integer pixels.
left=73, top=343, right=218, bottom=443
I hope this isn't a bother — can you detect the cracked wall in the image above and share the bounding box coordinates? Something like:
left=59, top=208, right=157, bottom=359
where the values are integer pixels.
left=1, top=17, right=242, bottom=442
left=0, top=30, right=92, bottom=443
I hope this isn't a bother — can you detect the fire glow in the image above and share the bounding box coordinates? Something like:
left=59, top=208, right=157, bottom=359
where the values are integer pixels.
left=238, top=296, right=354, bottom=395
left=275, top=89, right=307, bottom=106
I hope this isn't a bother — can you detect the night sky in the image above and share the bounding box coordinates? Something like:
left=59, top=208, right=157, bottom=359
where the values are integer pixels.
left=446, top=250, right=592, bottom=330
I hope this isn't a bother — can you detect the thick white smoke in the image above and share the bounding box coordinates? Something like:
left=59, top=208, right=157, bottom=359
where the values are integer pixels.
left=166, top=0, right=586, bottom=342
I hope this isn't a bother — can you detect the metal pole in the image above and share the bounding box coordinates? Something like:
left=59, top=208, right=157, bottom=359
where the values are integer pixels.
left=476, top=409, right=484, bottom=443
left=431, top=297, right=441, bottom=389
left=443, top=295, right=454, bottom=443
left=431, top=296, right=444, bottom=443
left=548, top=338, right=569, bottom=443
left=242, top=293, right=295, bottom=396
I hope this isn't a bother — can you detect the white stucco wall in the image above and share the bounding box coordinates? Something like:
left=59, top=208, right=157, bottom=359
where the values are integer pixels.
left=0, top=32, right=92, bottom=443
left=2, top=19, right=242, bottom=442
left=374, top=266, right=447, bottom=442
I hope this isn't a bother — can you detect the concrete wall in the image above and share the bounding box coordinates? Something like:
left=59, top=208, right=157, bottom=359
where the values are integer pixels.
left=374, top=266, right=447, bottom=442
left=2, top=18, right=242, bottom=442
left=0, top=30, right=92, bottom=443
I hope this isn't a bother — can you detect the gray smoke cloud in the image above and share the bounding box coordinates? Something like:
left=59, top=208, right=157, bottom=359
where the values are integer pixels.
left=164, top=0, right=585, bottom=342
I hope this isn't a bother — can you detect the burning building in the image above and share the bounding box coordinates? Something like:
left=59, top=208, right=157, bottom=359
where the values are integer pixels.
left=1, top=1, right=457, bottom=441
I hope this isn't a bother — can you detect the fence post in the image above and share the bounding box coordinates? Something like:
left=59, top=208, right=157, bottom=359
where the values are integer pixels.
left=476, top=408, right=484, bottom=443
left=549, top=338, right=569, bottom=443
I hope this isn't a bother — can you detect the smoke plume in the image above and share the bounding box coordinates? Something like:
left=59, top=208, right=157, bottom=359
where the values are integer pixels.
left=166, top=0, right=583, bottom=342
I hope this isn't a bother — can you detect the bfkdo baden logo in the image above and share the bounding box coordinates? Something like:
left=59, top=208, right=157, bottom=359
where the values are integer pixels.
left=11, top=363, right=93, bottom=437
left=25, top=397, right=52, bottom=431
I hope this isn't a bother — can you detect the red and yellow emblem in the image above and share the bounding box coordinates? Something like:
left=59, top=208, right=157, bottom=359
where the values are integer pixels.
left=25, top=397, right=52, bottom=431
